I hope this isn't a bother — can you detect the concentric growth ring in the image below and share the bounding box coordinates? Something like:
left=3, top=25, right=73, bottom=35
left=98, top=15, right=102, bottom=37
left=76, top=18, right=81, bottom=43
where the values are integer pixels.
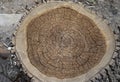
left=27, top=7, right=106, bottom=79
left=16, top=2, right=115, bottom=82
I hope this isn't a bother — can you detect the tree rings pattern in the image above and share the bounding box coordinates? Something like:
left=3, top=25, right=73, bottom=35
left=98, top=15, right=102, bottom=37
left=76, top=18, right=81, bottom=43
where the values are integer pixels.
left=27, top=7, right=106, bottom=79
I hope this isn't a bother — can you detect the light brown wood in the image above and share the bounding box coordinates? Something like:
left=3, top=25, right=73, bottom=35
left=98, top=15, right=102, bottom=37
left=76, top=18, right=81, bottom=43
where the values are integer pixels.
left=27, top=7, right=106, bottom=79
left=15, top=1, right=115, bottom=82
